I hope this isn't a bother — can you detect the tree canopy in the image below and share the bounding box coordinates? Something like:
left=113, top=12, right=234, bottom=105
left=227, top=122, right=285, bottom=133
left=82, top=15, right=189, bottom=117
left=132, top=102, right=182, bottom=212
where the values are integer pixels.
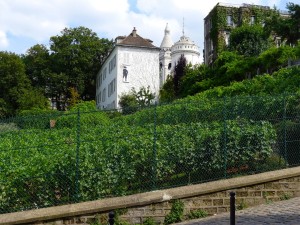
left=22, top=26, right=114, bottom=110
left=229, top=25, right=271, bottom=57
left=0, top=51, right=48, bottom=117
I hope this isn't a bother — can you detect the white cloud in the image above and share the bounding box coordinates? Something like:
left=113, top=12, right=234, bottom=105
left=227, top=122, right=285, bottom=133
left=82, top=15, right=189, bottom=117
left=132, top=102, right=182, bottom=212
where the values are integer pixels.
left=0, top=0, right=292, bottom=54
left=0, top=31, right=8, bottom=48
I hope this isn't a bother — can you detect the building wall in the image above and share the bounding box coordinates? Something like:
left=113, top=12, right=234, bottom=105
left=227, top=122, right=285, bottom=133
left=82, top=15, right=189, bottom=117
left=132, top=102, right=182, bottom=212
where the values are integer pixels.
left=96, top=48, right=118, bottom=109
left=159, top=49, right=172, bottom=88
left=96, top=46, right=159, bottom=109
left=204, top=3, right=275, bottom=65
left=171, top=50, right=201, bottom=69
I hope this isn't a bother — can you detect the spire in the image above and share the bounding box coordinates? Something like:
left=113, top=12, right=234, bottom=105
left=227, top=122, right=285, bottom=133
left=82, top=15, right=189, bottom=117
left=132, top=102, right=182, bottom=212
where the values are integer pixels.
left=165, top=23, right=170, bottom=35
left=182, top=18, right=185, bottom=36
left=160, top=23, right=173, bottom=49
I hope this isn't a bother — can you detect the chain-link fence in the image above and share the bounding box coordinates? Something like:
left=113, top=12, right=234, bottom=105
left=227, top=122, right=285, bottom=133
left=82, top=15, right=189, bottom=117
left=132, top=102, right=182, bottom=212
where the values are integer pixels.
left=0, top=94, right=299, bottom=214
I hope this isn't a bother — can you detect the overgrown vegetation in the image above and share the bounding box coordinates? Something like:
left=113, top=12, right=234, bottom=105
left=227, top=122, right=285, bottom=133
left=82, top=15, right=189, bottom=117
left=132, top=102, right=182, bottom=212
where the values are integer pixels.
left=164, top=200, right=184, bottom=225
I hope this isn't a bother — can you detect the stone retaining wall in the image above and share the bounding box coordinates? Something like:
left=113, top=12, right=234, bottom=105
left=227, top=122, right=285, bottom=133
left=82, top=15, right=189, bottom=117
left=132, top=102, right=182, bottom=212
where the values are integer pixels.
left=1, top=167, right=300, bottom=225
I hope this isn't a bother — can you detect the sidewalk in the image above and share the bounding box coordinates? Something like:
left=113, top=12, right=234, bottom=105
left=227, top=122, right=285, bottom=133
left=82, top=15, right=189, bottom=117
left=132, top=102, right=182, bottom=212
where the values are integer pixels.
left=176, top=197, right=300, bottom=225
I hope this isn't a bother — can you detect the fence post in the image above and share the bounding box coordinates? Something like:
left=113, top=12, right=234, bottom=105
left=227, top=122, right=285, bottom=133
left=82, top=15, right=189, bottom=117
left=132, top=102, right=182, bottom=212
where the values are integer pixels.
left=108, top=211, right=115, bottom=225
left=223, top=97, right=228, bottom=178
left=283, top=94, right=287, bottom=167
left=230, top=192, right=236, bottom=225
left=151, top=102, right=158, bottom=190
left=75, top=108, right=81, bottom=202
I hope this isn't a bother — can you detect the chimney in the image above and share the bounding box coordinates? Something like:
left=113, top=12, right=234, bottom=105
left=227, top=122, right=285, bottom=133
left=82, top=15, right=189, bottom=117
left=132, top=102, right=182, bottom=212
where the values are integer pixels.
left=132, top=27, right=137, bottom=37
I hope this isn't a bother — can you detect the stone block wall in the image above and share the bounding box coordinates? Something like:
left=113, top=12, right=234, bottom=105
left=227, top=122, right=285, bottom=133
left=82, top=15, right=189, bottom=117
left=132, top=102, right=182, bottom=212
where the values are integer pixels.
left=119, top=176, right=300, bottom=224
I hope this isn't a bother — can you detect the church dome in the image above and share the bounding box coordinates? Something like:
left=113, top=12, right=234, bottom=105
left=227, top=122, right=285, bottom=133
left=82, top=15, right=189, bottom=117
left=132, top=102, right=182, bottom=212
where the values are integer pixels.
left=171, top=34, right=200, bottom=54
left=160, top=23, right=173, bottom=49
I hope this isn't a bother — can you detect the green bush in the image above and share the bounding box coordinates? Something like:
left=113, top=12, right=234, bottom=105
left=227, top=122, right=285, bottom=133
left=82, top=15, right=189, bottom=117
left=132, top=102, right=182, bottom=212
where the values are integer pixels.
left=164, top=200, right=184, bottom=225
left=186, top=209, right=208, bottom=220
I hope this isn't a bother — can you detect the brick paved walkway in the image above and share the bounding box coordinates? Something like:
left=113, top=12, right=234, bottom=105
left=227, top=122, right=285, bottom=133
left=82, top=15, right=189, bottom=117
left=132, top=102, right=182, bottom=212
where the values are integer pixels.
left=176, top=197, right=300, bottom=225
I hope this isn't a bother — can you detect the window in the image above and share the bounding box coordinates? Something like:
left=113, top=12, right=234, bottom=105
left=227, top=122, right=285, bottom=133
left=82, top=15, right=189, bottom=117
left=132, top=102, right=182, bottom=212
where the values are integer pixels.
left=102, top=88, right=106, bottom=102
left=250, top=15, right=255, bottom=25
left=108, top=79, right=116, bottom=97
left=99, top=73, right=103, bottom=87
left=109, top=55, right=116, bottom=73
left=168, top=63, right=172, bottom=70
left=103, top=68, right=107, bottom=81
left=224, top=32, right=230, bottom=46
left=159, top=62, right=163, bottom=71
left=227, top=15, right=233, bottom=26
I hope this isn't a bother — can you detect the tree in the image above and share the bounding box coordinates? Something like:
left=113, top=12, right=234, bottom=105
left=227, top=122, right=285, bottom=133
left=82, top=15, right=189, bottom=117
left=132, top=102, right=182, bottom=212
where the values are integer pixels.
left=22, top=44, right=70, bottom=110
left=50, top=26, right=114, bottom=106
left=159, top=75, right=175, bottom=103
left=180, top=64, right=211, bottom=97
left=229, top=25, right=271, bottom=57
left=173, top=54, right=187, bottom=97
left=264, top=3, right=300, bottom=46
left=22, top=44, right=50, bottom=89
left=0, top=51, right=48, bottom=117
left=119, top=86, right=155, bottom=114
left=258, top=45, right=297, bottom=73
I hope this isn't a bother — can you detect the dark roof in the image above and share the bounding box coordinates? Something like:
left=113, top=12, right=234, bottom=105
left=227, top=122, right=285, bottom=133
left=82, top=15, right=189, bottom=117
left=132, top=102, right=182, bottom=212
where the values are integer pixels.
left=117, top=27, right=158, bottom=49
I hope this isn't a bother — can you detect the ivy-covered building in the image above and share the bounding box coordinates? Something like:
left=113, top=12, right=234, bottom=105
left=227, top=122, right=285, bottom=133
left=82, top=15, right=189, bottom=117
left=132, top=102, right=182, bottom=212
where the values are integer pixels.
left=203, top=2, right=288, bottom=65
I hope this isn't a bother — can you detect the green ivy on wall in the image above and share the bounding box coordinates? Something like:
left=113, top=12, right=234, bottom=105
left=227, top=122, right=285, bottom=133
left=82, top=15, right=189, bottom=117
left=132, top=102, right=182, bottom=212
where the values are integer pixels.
left=208, top=4, right=274, bottom=61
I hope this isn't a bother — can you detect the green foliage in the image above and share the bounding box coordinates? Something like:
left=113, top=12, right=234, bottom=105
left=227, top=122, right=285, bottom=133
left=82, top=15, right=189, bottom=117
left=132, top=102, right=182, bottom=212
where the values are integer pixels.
left=164, top=200, right=184, bottom=225
left=55, top=101, right=110, bottom=129
left=237, top=200, right=248, bottom=210
left=265, top=3, right=300, bottom=45
left=159, top=75, right=175, bottom=103
left=119, top=86, right=155, bottom=115
left=142, top=217, right=157, bottom=225
left=0, top=51, right=48, bottom=117
left=118, top=92, right=139, bottom=114
left=229, top=25, right=271, bottom=57
left=280, top=192, right=292, bottom=200
left=132, top=86, right=155, bottom=107
left=22, top=27, right=113, bottom=111
left=180, top=64, right=211, bottom=97
left=209, top=4, right=273, bottom=61
left=50, top=26, right=113, bottom=103
left=254, top=154, right=286, bottom=172
left=68, top=87, right=81, bottom=109
left=16, top=108, right=60, bottom=129
left=259, top=45, right=297, bottom=73
left=173, top=54, right=187, bottom=97
left=186, top=209, right=208, bottom=220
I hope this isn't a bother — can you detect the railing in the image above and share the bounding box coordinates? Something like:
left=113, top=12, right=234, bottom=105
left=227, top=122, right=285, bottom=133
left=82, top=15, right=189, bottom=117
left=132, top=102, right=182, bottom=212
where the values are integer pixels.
left=0, top=94, right=299, bottom=214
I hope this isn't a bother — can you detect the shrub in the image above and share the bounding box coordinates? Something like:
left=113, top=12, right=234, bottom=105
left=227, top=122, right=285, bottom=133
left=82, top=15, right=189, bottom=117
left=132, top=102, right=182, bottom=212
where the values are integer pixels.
left=164, top=200, right=184, bottom=225
left=186, top=209, right=208, bottom=220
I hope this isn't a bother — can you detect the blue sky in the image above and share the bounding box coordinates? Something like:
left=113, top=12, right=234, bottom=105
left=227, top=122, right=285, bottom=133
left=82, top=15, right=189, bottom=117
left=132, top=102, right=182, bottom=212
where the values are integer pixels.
left=0, top=0, right=292, bottom=57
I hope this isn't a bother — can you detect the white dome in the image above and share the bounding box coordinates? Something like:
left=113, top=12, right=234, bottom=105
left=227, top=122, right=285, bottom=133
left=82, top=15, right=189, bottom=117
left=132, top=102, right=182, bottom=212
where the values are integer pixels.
left=160, top=23, right=173, bottom=49
left=171, top=35, right=200, bottom=53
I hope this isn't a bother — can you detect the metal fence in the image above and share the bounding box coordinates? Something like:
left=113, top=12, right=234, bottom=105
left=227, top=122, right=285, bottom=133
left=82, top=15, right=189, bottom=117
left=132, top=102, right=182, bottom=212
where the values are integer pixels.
left=0, top=94, right=299, bottom=214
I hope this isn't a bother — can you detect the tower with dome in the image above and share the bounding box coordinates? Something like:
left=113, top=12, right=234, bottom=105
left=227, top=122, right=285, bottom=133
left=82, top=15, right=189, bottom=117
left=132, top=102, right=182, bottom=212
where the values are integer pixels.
left=159, top=23, right=201, bottom=88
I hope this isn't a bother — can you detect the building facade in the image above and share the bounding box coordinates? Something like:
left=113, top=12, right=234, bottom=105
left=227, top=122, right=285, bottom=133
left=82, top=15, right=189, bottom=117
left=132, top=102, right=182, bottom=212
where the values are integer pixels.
left=96, top=25, right=201, bottom=109
left=203, top=3, right=289, bottom=65
left=96, top=28, right=160, bottom=109
left=159, top=24, right=201, bottom=87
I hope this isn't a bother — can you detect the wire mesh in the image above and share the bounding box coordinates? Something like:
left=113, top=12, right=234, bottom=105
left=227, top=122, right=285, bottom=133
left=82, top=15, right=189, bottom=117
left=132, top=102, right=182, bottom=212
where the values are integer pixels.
left=0, top=94, right=299, bottom=213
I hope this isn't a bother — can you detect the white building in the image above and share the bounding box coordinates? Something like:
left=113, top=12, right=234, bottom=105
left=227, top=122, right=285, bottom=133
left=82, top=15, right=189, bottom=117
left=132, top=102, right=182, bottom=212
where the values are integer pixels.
left=159, top=24, right=201, bottom=87
left=96, top=27, right=160, bottom=109
left=96, top=25, right=201, bottom=109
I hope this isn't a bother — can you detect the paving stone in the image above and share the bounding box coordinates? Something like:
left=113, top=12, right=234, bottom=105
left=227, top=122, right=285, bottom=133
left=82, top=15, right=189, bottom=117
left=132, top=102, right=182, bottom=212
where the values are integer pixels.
left=175, top=197, right=300, bottom=225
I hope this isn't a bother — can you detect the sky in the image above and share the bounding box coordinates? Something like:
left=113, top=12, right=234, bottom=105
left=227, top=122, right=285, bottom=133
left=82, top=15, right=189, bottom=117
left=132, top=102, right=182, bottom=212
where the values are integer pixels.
left=0, top=0, right=292, bottom=57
